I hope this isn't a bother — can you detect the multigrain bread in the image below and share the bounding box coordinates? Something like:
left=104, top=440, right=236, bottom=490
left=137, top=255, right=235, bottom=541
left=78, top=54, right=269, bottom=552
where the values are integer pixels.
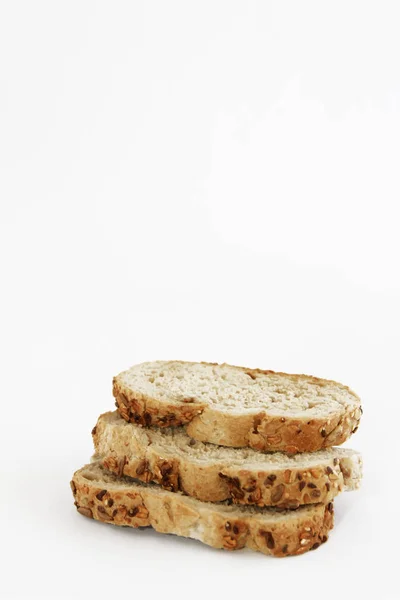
left=93, top=411, right=362, bottom=506
left=71, top=462, right=334, bottom=557
left=113, top=361, right=362, bottom=452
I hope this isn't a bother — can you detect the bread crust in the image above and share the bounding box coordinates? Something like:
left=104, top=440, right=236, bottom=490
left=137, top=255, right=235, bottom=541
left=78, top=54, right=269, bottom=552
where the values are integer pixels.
left=93, top=412, right=361, bottom=506
left=113, top=362, right=362, bottom=452
left=71, top=463, right=334, bottom=558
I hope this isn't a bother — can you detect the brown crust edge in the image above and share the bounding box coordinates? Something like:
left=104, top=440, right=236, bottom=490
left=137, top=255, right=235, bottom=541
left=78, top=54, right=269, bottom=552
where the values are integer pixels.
left=71, top=464, right=334, bottom=558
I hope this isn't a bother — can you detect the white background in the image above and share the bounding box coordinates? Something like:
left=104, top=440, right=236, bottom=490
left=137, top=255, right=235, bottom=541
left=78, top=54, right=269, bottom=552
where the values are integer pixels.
left=1, top=1, right=399, bottom=599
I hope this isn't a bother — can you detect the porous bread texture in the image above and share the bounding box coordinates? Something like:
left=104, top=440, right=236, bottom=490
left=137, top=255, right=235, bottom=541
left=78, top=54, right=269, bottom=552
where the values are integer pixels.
left=71, top=462, right=334, bottom=558
left=113, top=361, right=362, bottom=452
left=93, top=411, right=362, bottom=506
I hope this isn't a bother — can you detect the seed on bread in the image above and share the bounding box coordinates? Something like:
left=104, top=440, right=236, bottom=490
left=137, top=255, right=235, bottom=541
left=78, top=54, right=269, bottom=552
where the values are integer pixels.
left=260, top=530, right=275, bottom=549
left=136, top=459, right=149, bottom=476
left=271, top=484, right=285, bottom=503
left=77, top=506, right=93, bottom=518
left=96, top=489, right=107, bottom=501
left=223, top=536, right=237, bottom=549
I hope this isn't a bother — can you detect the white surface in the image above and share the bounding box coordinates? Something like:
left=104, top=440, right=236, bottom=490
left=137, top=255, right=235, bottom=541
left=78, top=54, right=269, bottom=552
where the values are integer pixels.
left=1, top=1, right=399, bottom=599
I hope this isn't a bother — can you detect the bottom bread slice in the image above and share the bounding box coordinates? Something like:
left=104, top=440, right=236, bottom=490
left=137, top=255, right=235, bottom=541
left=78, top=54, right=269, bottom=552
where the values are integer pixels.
left=71, top=462, right=334, bottom=557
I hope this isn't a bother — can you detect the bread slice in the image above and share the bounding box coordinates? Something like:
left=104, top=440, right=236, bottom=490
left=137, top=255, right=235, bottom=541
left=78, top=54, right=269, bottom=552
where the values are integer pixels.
left=93, top=411, right=362, bottom=506
left=113, top=361, right=362, bottom=452
left=71, top=462, right=334, bottom=557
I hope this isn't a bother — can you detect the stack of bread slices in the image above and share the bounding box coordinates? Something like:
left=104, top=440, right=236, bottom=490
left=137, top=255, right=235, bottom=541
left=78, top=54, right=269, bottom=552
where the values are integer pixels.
left=71, top=361, right=363, bottom=557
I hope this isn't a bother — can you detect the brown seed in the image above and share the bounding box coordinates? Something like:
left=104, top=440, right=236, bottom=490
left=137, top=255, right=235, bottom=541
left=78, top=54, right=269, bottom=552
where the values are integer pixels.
left=70, top=481, right=76, bottom=495
left=118, top=404, right=130, bottom=421
left=325, top=482, right=330, bottom=491
left=97, top=506, right=107, bottom=514
left=91, top=426, right=97, bottom=436
left=265, top=474, right=276, bottom=486
left=307, top=482, right=317, bottom=489
left=243, top=484, right=257, bottom=493
left=297, top=472, right=303, bottom=481
left=231, top=488, right=245, bottom=500
left=182, top=397, right=195, bottom=403
left=341, top=466, right=350, bottom=479
left=311, top=489, right=321, bottom=498
left=160, top=462, right=173, bottom=477
left=119, top=392, right=130, bottom=407
left=143, top=412, right=152, bottom=426
left=189, top=438, right=196, bottom=446
left=312, top=542, right=320, bottom=550
left=252, top=488, right=262, bottom=502
left=271, top=484, right=285, bottom=503
left=233, top=525, right=239, bottom=535
left=333, top=458, right=339, bottom=466
left=299, top=481, right=306, bottom=491
left=326, top=466, right=333, bottom=475
left=282, top=544, right=288, bottom=553
left=105, top=498, right=114, bottom=507
left=284, top=470, right=292, bottom=484
left=128, top=507, right=138, bottom=517
left=266, top=434, right=282, bottom=445
left=118, top=456, right=127, bottom=477
left=327, top=502, right=334, bottom=513
left=112, top=509, right=118, bottom=517
left=320, top=428, right=327, bottom=437
left=322, top=535, right=328, bottom=543
left=228, top=477, right=241, bottom=489
left=260, top=531, right=275, bottom=549
left=134, top=505, right=149, bottom=519
left=225, top=521, right=232, bottom=531
left=248, top=488, right=261, bottom=503
left=103, top=456, right=118, bottom=472
left=96, top=490, right=107, bottom=501
left=77, top=507, right=93, bottom=518
left=136, top=460, right=149, bottom=476
left=223, top=536, right=237, bottom=549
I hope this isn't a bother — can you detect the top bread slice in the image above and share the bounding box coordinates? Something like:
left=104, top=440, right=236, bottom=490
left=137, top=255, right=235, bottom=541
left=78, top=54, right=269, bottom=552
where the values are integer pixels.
left=113, top=361, right=362, bottom=452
